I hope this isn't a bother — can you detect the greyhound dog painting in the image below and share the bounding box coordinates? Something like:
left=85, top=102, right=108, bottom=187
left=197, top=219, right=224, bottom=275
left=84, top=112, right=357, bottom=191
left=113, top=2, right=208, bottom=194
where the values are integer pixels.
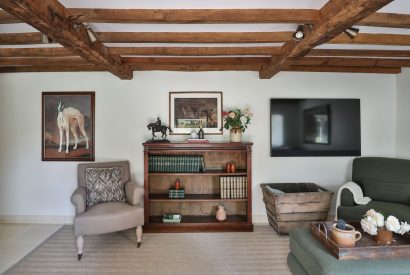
left=42, top=92, right=95, bottom=161
left=57, top=101, right=89, bottom=153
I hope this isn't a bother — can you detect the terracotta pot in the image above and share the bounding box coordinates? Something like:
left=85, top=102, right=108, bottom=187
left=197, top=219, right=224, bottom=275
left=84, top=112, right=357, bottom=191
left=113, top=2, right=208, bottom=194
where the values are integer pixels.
left=230, top=128, right=242, bottom=143
left=331, top=223, right=362, bottom=247
left=216, top=205, right=227, bottom=221
left=375, top=227, right=393, bottom=245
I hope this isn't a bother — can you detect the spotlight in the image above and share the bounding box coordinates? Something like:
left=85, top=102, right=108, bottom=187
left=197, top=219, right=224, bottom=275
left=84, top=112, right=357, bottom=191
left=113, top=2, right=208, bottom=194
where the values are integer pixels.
left=86, top=26, right=98, bottom=43
left=41, top=34, right=52, bottom=44
left=293, top=25, right=305, bottom=41
left=344, top=27, right=359, bottom=39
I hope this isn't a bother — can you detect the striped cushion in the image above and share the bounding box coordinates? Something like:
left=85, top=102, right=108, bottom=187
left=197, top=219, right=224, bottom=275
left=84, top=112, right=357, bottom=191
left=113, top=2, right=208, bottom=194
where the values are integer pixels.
left=85, top=167, right=125, bottom=207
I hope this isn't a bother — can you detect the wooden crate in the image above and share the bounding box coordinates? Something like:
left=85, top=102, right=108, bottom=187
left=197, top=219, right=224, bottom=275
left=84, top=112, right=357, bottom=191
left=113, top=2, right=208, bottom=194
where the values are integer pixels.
left=261, top=183, right=333, bottom=235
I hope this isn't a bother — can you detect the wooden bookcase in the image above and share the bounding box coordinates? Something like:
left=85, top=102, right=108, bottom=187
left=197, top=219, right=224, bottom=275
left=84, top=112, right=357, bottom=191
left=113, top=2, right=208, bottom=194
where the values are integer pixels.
left=143, top=142, right=253, bottom=232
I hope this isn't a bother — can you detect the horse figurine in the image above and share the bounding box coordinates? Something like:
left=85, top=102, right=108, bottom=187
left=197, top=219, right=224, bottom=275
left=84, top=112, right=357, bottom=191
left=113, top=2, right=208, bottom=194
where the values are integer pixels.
left=147, top=118, right=172, bottom=141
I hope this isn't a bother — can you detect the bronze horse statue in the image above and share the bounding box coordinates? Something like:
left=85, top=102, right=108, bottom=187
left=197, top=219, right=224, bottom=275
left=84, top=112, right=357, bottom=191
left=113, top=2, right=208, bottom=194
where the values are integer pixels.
left=147, top=123, right=172, bottom=140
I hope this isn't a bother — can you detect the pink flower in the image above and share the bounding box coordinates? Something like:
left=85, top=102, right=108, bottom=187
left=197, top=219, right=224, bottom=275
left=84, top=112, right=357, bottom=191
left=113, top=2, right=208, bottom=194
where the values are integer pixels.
left=228, top=112, right=236, bottom=118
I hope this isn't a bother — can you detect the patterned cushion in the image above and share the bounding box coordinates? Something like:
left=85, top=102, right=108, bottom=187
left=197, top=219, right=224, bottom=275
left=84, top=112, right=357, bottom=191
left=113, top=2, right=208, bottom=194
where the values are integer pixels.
left=85, top=167, right=125, bottom=207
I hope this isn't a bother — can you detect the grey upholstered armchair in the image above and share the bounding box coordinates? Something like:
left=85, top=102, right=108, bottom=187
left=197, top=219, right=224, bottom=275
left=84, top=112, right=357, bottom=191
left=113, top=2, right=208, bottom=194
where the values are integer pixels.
left=71, top=161, right=144, bottom=260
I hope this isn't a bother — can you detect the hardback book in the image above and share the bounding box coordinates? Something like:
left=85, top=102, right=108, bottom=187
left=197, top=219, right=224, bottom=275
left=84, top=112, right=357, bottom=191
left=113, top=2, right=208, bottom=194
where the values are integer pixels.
left=185, top=138, right=209, bottom=143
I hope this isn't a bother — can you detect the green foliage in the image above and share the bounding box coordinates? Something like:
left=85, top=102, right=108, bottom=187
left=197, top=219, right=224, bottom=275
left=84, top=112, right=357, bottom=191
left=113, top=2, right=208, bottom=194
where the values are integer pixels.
left=223, top=108, right=252, bottom=133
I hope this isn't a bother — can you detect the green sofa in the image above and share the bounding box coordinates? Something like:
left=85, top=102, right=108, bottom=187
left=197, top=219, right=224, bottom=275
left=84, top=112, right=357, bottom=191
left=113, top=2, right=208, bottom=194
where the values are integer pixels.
left=337, top=157, right=410, bottom=222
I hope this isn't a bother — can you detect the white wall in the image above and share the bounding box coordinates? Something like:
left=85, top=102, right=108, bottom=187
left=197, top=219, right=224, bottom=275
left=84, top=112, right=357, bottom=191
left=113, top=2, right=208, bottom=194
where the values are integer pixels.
left=396, top=68, right=410, bottom=158
left=0, top=71, right=397, bottom=220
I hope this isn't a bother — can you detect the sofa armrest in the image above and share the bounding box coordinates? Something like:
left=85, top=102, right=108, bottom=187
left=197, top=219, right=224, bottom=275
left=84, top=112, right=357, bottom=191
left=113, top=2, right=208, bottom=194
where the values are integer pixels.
left=125, top=181, right=144, bottom=207
left=340, top=188, right=356, bottom=207
left=71, top=186, right=87, bottom=215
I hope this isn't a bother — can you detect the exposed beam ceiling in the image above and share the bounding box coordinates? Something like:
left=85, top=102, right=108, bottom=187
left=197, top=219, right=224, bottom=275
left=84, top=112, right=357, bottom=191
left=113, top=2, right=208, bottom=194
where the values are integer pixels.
left=0, top=1, right=409, bottom=77
left=0, top=0, right=133, bottom=79
left=259, top=0, right=394, bottom=79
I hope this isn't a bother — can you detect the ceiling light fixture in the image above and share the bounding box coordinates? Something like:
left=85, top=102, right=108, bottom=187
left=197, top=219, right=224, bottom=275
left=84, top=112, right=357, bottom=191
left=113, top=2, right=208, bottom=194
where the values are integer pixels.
left=293, top=25, right=305, bottom=41
left=344, top=27, right=359, bottom=39
left=86, top=26, right=98, bottom=43
left=41, top=34, right=52, bottom=44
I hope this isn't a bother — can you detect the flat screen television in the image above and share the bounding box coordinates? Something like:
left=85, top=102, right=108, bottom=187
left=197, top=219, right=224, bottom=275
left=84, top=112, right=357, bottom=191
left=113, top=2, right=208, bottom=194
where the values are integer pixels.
left=270, top=98, right=361, bottom=157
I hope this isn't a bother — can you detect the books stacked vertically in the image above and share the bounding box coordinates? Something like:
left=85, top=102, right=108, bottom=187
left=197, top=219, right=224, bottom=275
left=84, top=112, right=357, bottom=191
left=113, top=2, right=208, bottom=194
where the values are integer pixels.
left=219, top=176, right=248, bottom=199
left=169, top=188, right=185, bottom=199
left=148, top=155, right=205, bottom=173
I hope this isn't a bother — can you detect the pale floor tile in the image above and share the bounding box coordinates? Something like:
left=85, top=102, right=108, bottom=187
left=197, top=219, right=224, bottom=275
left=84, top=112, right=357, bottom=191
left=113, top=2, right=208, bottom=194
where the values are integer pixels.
left=0, top=223, right=62, bottom=274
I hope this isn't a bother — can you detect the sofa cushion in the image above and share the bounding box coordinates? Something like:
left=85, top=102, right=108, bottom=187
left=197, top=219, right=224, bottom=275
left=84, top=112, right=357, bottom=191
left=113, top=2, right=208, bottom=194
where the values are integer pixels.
left=289, top=228, right=410, bottom=275
left=338, top=200, right=410, bottom=222
left=362, top=178, right=410, bottom=205
left=86, top=167, right=125, bottom=207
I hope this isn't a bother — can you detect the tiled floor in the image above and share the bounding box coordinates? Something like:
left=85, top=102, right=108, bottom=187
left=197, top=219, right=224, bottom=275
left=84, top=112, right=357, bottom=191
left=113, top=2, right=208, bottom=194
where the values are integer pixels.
left=0, top=223, right=62, bottom=274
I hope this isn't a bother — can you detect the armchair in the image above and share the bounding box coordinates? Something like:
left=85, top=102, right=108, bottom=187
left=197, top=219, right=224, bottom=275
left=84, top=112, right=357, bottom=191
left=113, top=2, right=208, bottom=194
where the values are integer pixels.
left=71, top=161, right=144, bottom=260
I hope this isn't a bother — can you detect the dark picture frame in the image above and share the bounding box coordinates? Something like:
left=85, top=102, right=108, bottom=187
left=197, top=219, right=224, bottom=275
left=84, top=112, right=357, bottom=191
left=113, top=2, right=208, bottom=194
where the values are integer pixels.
left=42, top=92, right=95, bottom=161
left=169, top=92, right=223, bottom=135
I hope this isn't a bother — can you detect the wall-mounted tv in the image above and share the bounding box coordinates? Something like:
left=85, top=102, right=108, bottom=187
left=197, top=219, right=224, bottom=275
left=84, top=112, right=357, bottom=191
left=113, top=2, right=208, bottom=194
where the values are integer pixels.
left=270, top=98, right=361, bottom=157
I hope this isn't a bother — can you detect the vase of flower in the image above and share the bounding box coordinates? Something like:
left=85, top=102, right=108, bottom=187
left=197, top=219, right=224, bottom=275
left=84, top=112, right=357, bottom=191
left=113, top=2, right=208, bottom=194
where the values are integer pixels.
left=230, top=127, right=242, bottom=142
left=360, top=209, right=410, bottom=245
left=375, top=227, right=393, bottom=244
left=223, top=108, right=252, bottom=143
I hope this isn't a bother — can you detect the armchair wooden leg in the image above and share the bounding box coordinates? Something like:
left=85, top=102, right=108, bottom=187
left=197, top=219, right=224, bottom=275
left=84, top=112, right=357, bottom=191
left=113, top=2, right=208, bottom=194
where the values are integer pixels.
left=76, top=235, right=84, bottom=261
left=136, top=226, right=142, bottom=248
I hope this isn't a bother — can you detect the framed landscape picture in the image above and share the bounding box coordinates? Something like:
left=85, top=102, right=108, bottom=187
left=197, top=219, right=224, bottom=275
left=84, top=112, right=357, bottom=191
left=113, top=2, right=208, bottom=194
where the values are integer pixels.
left=169, top=92, right=223, bottom=135
left=42, top=92, right=95, bottom=161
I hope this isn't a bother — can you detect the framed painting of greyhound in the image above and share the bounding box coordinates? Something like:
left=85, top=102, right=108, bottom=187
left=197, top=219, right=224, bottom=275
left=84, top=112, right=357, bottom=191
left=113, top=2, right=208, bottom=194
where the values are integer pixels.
left=42, top=92, right=95, bottom=161
left=169, top=92, right=223, bottom=135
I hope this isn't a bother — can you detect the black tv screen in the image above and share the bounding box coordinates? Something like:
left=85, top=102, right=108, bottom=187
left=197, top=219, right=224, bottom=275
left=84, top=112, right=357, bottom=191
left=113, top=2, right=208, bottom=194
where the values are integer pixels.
left=270, top=98, right=361, bottom=157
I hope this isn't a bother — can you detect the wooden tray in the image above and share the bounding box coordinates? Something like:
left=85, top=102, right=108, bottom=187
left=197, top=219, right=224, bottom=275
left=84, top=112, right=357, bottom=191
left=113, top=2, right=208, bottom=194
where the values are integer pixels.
left=310, top=221, right=410, bottom=260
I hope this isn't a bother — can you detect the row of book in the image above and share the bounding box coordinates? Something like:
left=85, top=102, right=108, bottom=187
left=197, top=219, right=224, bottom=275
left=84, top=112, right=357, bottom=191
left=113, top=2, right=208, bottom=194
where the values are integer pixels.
left=169, top=188, right=185, bottom=199
left=220, top=176, right=248, bottom=199
left=148, top=155, right=205, bottom=173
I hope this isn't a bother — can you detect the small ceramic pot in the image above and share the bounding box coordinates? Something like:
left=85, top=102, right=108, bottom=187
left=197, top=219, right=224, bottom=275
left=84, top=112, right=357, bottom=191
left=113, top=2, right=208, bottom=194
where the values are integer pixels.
left=331, top=223, right=362, bottom=247
left=216, top=205, right=227, bottom=221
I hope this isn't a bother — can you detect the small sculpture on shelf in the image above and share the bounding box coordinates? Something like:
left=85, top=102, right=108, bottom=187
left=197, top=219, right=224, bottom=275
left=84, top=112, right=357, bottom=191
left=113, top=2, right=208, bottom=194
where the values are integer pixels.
left=147, top=117, right=172, bottom=142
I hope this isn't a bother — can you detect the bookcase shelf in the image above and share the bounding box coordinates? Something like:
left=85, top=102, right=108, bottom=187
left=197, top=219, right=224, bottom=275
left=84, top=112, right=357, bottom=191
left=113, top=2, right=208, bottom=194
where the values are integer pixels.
left=143, top=142, right=253, bottom=232
left=149, top=194, right=247, bottom=202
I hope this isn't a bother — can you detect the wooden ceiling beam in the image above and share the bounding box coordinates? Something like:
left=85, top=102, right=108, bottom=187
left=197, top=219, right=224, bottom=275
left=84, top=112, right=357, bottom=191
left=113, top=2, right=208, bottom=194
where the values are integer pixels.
left=97, top=32, right=292, bottom=44
left=359, top=13, right=410, bottom=28
left=0, top=57, right=88, bottom=66
left=0, top=63, right=400, bottom=74
left=284, top=65, right=401, bottom=74
left=2, top=47, right=410, bottom=58
left=0, top=47, right=75, bottom=57
left=288, top=57, right=410, bottom=67
left=68, top=8, right=319, bottom=24
left=259, top=0, right=393, bottom=79
left=308, top=49, right=410, bottom=58
left=123, top=57, right=269, bottom=65
left=6, top=32, right=410, bottom=46
left=110, top=47, right=279, bottom=56
left=2, top=9, right=410, bottom=29
left=0, top=0, right=132, bottom=79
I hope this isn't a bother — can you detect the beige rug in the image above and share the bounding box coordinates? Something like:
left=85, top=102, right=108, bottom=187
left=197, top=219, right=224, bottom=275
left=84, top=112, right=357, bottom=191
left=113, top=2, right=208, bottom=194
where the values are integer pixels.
left=5, top=225, right=291, bottom=275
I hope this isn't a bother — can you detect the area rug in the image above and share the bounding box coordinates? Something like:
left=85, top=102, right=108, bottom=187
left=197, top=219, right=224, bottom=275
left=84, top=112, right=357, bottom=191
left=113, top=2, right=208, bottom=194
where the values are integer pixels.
left=5, top=225, right=291, bottom=275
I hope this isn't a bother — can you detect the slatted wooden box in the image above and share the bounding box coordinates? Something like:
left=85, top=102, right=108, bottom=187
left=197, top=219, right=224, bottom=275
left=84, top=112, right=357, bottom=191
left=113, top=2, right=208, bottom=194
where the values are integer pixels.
left=261, top=183, right=333, bottom=235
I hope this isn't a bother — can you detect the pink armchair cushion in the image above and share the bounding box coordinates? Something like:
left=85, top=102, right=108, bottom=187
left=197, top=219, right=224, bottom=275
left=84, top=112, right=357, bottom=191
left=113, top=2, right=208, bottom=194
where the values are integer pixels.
left=85, top=167, right=125, bottom=207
